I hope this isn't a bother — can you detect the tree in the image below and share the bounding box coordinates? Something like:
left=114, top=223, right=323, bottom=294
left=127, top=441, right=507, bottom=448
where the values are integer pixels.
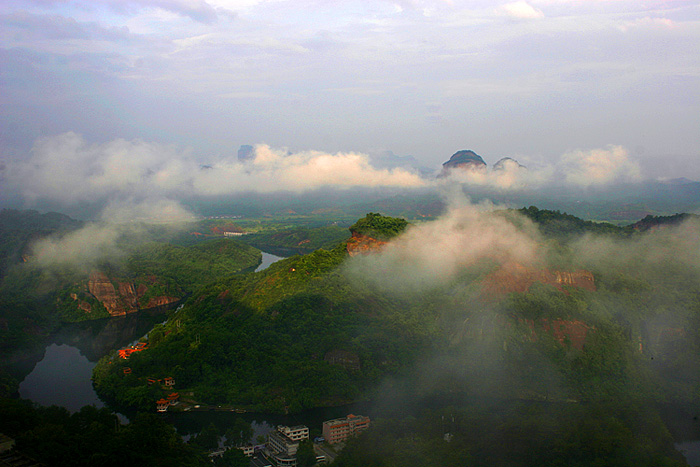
left=214, top=448, right=249, bottom=467
left=224, top=418, right=253, bottom=447
left=195, top=422, right=220, bottom=450
left=296, top=439, right=316, bottom=467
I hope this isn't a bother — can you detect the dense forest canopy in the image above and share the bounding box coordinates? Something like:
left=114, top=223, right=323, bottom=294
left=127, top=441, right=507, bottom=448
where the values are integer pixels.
left=348, top=212, right=408, bottom=240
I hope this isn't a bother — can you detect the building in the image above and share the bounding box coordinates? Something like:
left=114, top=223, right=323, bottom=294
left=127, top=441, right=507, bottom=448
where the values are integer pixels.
left=167, top=392, right=179, bottom=405
left=156, top=399, right=169, bottom=412
left=322, top=414, right=370, bottom=444
left=238, top=445, right=255, bottom=457
left=267, top=425, right=309, bottom=466
left=277, top=425, right=309, bottom=442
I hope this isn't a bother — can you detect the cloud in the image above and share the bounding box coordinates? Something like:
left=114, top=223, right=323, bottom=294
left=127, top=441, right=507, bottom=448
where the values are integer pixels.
left=438, top=158, right=553, bottom=190
left=7, top=133, right=427, bottom=209
left=100, top=198, right=197, bottom=223
left=29, top=222, right=124, bottom=269
left=559, top=145, right=642, bottom=187
left=345, top=196, right=545, bottom=294
left=99, top=0, right=220, bottom=24
left=617, top=16, right=675, bottom=32
left=0, top=11, right=132, bottom=42
left=498, top=1, right=544, bottom=19
left=435, top=145, right=644, bottom=191
left=5, top=133, right=655, bottom=219
left=11, top=132, right=188, bottom=205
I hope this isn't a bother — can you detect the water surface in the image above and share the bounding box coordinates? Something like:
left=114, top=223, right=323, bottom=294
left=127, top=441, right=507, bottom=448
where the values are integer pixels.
left=18, top=343, right=103, bottom=412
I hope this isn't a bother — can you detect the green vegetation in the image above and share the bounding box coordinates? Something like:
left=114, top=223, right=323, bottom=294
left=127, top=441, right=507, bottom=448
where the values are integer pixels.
left=332, top=401, right=687, bottom=467
left=239, top=225, right=350, bottom=253
left=5, top=207, right=700, bottom=465
left=517, top=205, right=624, bottom=239
left=93, top=241, right=436, bottom=413
left=0, top=398, right=209, bottom=466
left=348, top=212, right=408, bottom=240
left=94, top=210, right=700, bottom=415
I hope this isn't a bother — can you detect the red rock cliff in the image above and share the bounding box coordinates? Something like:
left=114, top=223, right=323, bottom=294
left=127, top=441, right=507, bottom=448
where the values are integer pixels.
left=481, top=263, right=595, bottom=299
left=346, top=232, right=388, bottom=256
left=87, top=271, right=178, bottom=317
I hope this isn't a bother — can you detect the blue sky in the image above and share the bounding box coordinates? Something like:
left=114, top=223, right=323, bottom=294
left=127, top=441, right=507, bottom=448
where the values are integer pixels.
left=1, top=0, right=699, bottom=208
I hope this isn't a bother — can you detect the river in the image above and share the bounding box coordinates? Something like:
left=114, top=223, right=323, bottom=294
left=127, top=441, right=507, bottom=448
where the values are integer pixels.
left=14, top=250, right=285, bottom=415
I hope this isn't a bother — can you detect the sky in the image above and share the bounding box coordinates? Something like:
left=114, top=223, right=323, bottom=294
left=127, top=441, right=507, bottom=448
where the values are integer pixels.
left=1, top=0, right=699, bottom=211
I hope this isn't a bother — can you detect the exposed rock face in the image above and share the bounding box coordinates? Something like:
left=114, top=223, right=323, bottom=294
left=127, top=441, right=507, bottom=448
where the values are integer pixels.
left=346, top=232, right=388, bottom=256
left=86, top=271, right=169, bottom=317
left=440, top=150, right=487, bottom=176
left=146, top=296, right=180, bottom=308
left=481, top=263, right=595, bottom=298
left=519, top=318, right=592, bottom=351
left=238, top=144, right=255, bottom=162
left=88, top=272, right=126, bottom=317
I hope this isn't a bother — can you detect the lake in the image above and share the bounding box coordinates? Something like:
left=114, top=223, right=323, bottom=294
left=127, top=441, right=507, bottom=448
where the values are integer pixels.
left=255, top=251, right=285, bottom=272
left=16, top=249, right=286, bottom=414
left=18, top=343, right=104, bottom=412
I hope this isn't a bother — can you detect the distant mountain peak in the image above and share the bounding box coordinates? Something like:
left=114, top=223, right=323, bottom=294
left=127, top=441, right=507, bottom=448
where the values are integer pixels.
left=443, top=150, right=487, bottom=169
left=493, top=157, right=526, bottom=170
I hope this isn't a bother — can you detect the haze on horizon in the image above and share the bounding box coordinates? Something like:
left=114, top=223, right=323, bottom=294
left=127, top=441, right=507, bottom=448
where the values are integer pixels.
left=1, top=0, right=699, bottom=210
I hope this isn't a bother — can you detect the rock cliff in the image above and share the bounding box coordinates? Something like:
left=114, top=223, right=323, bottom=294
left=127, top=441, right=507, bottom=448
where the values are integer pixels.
left=86, top=271, right=180, bottom=317
left=519, top=317, right=592, bottom=351
left=346, top=232, right=388, bottom=256
left=88, top=272, right=138, bottom=317
left=481, top=263, right=595, bottom=298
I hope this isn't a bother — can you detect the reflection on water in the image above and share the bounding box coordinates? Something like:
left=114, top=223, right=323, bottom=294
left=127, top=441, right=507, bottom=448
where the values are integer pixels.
left=255, top=251, right=285, bottom=272
left=12, top=309, right=169, bottom=413
left=677, top=441, right=700, bottom=466
left=18, top=343, right=103, bottom=412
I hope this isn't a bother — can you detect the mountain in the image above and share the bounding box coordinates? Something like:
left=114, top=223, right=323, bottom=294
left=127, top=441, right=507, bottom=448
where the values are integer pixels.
left=93, top=209, right=700, bottom=423
left=441, top=149, right=487, bottom=174
left=0, top=211, right=262, bottom=354
left=493, top=156, right=526, bottom=170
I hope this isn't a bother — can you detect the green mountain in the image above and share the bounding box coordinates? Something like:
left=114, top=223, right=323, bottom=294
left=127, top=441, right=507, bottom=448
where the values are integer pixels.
left=0, top=210, right=261, bottom=355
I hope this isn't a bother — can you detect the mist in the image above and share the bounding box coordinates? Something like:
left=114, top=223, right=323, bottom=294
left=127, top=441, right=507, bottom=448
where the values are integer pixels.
left=341, top=194, right=700, bottom=434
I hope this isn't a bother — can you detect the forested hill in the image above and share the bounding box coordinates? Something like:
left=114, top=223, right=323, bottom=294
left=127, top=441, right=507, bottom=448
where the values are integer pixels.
left=517, top=205, right=624, bottom=238
left=237, top=225, right=350, bottom=253
left=629, top=212, right=700, bottom=231
left=0, top=209, right=83, bottom=278
left=95, top=209, right=699, bottom=444
left=348, top=211, right=408, bottom=240
left=0, top=210, right=261, bottom=356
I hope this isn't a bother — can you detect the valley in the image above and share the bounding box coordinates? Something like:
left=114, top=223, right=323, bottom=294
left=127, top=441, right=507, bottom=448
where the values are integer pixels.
left=1, top=207, right=700, bottom=466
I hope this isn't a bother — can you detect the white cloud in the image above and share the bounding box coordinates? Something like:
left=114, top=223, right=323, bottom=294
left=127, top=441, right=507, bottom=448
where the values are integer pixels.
left=498, top=1, right=544, bottom=19
left=618, top=16, right=675, bottom=32
left=345, top=196, right=545, bottom=294
left=10, top=133, right=427, bottom=207
left=560, top=145, right=642, bottom=187
left=30, top=222, right=124, bottom=269
left=193, top=144, right=427, bottom=195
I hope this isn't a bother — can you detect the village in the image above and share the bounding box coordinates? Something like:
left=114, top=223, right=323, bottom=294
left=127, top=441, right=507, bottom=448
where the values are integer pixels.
left=115, top=342, right=370, bottom=466
left=213, top=414, right=371, bottom=467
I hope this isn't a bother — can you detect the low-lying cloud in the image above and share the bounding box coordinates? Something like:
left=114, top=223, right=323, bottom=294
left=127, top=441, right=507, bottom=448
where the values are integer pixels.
left=3, top=132, right=653, bottom=226
left=438, top=145, right=643, bottom=191
left=8, top=132, right=426, bottom=209
left=560, top=145, right=642, bottom=187
left=345, top=196, right=546, bottom=294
